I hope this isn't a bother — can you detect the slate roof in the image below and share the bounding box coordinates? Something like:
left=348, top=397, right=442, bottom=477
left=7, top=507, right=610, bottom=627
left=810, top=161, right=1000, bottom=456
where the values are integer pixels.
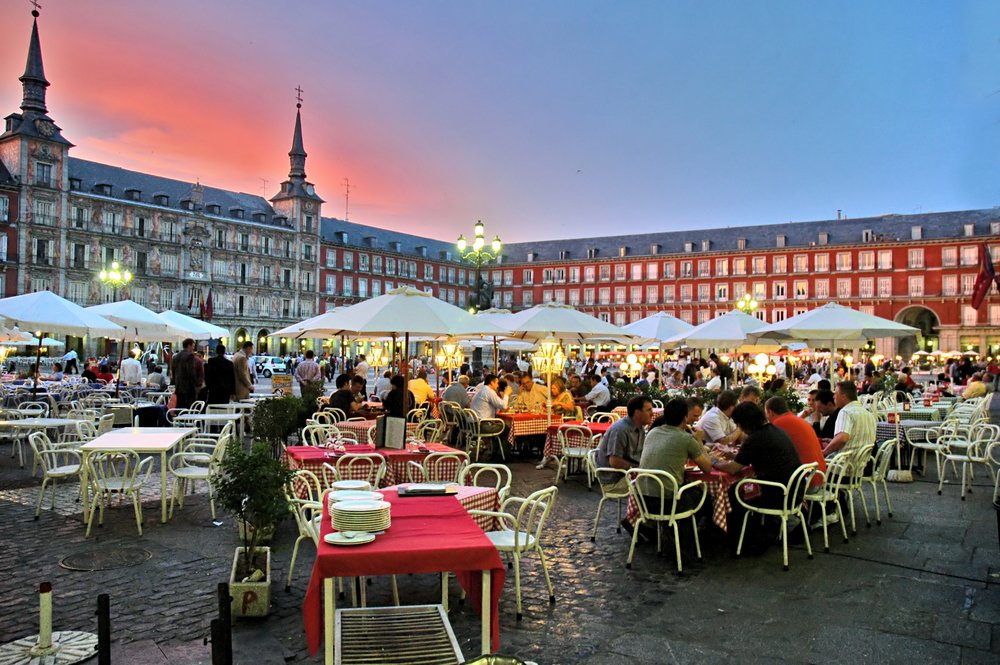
left=500, top=208, right=1000, bottom=263
left=320, top=216, right=461, bottom=261
left=67, top=158, right=283, bottom=225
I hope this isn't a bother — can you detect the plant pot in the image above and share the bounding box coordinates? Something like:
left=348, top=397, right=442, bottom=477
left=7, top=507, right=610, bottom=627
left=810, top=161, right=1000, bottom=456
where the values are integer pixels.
left=229, top=547, right=271, bottom=617
left=238, top=520, right=275, bottom=544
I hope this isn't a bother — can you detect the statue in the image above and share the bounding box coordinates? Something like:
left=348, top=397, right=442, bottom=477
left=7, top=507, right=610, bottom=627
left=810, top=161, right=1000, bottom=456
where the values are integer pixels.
left=476, top=274, right=494, bottom=311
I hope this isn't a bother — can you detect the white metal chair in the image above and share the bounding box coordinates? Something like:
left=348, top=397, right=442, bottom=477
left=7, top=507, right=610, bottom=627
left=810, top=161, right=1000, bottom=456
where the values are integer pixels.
left=167, top=430, right=230, bottom=520
left=96, top=413, right=115, bottom=435
left=284, top=468, right=324, bottom=591
left=310, top=410, right=337, bottom=426
left=939, top=423, right=1000, bottom=500
left=554, top=425, right=594, bottom=485
left=325, top=408, right=347, bottom=424
left=85, top=450, right=154, bottom=537
left=803, top=454, right=851, bottom=553
left=323, top=453, right=387, bottom=488
left=734, top=462, right=817, bottom=571
left=588, top=412, right=620, bottom=424
left=459, top=463, right=512, bottom=503
left=415, top=419, right=444, bottom=443
left=462, top=409, right=505, bottom=462
left=862, top=439, right=896, bottom=524
left=626, top=468, right=707, bottom=572
left=586, top=448, right=629, bottom=542
left=406, top=451, right=470, bottom=484
left=28, top=431, right=82, bottom=519
left=470, top=486, right=558, bottom=621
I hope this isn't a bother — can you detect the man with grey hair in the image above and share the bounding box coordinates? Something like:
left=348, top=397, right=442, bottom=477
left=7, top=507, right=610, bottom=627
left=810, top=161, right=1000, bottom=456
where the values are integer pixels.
left=442, top=374, right=471, bottom=407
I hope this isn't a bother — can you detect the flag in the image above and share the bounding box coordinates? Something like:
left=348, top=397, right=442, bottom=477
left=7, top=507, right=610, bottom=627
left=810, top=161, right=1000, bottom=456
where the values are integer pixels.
left=205, top=289, right=213, bottom=322
left=187, top=291, right=193, bottom=310
left=970, top=242, right=997, bottom=309
left=198, top=292, right=206, bottom=319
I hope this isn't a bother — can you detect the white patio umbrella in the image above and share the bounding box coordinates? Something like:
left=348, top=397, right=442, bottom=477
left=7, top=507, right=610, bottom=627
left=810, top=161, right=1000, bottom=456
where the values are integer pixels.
left=279, top=286, right=508, bottom=412
left=12, top=336, right=64, bottom=347
left=622, top=312, right=694, bottom=346
left=475, top=308, right=519, bottom=371
left=158, top=310, right=229, bottom=340
left=663, top=309, right=767, bottom=349
left=0, top=291, right=124, bottom=394
left=0, top=326, right=34, bottom=344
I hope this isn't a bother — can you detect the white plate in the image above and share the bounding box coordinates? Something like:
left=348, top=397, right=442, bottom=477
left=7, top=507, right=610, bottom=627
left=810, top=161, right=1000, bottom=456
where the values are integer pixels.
left=327, top=490, right=384, bottom=503
left=324, top=531, right=376, bottom=546
left=333, top=500, right=391, bottom=513
left=330, top=480, right=372, bottom=491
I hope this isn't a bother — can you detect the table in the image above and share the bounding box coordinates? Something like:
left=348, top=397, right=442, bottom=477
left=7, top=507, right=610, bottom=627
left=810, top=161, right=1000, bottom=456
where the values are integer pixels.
left=304, top=488, right=505, bottom=663
left=172, top=412, right=242, bottom=434
left=497, top=412, right=554, bottom=448
left=876, top=420, right=933, bottom=445
left=285, top=442, right=465, bottom=487
left=0, top=417, right=82, bottom=431
left=80, top=427, right=199, bottom=524
left=207, top=402, right=256, bottom=439
left=879, top=406, right=941, bottom=422
left=335, top=419, right=418, bottom=443
left=383, top=484, right=499, bottom=531
left=542, top=420, right=612, bottom=458
left=625, top=468, right=743, bottom=532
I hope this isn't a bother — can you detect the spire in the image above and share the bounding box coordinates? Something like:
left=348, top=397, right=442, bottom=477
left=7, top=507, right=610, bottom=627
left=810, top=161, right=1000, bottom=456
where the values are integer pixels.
left=288, top=104, right=307, bottom=179
left=20, top=10, right=49, bottom=115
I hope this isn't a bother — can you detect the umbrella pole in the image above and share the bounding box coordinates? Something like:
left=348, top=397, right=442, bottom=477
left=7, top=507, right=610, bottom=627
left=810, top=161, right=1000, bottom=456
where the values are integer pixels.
left=402, top=332, right=410, bottom=417
left=32, top=333, right=43, bottom=398
left=493, top=336, right=498, bottom=374
left=340, top=335, right=346, bottom=376
left=114, top=336, right=126, bottom=398
left=390, top=334, right=397, bottom=376
left=434, top=340, right=440, bottom=394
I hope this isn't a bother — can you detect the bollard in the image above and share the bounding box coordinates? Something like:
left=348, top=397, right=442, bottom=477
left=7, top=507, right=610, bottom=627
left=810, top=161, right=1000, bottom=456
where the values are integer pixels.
left=97, top=593, right=111, bottom=665
left=215, top=582, right=232, bottom=665
left=34, top=582, right=53, bottom=653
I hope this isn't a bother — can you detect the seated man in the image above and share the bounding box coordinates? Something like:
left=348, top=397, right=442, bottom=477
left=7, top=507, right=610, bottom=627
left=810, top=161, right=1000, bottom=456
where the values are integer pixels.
left=441, top=374, right=471, bottom=408
left=739, top=385, right=762, bottom=405
left=510, top=373, right=549, bottom=412
left=595, top=396, right=654, bottom=493
left=583, top=374, right=612, bottom=413
left=812, top=389, right=840, bottom=441
left=823, top=380, right=876, bottom=462
left=407, top=369, right=437, bottom=405
left=326, top=374, right=362, bottom=417
left=765, top=396, right=826, bottom=489
left=963, top=373, right=988, bottom=399
left=639, top=399, right=713, bottom=511
left=695, top=390, right=741, bottom=447
left=684, top=396, right=705, bottom=443
left=468, top=373, right=509, bottom=444
left=382, top=375, right=418, bottom=419
left=705, top=366, right=724, bottom=392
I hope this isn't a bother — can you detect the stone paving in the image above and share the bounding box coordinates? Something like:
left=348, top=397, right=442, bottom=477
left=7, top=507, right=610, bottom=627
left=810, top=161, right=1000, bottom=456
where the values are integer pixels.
left=1, top=437, right=998, bottom=664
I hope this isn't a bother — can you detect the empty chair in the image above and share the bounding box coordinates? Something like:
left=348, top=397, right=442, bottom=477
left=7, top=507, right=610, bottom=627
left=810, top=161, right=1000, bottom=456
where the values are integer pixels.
left=939, top=423, right=1000, bottom=500
left=625, top=468, right=707, bottom=572
left=554, top=425, right=594, bottom=485
left=415, top=418, right=444, bottom=443
left=96, top=413, right=115, bottom=435
left=862, top=439, right=897, bottom=523
left=85, top=450, right=154, bottom=537
left=28, top=432, right=82, bottom=519
left=310, top=410, right=337, bottom=426
left=470, top=486, right=558, bottom=621
left=734, top=463, right=817, bottom=571
left=324, top=408, right=347, bottom=424
left=459, top=462, right=513, bottom=502
left=588, top=412, right=619, bottom=424
left=406, top=408, right=427, bottom=424
left=406, top=451, right=470, bottom=484
left=587, top=449, right=629, bottom=542
left=803, top=454, right=852, bottom=553
left=167, top=431, right=230, bottom=519
left=462, top=409, right=505, bottom=462
left=285, top=468, right=324, bottom=591
left=324, top=453, right=387, bottom=488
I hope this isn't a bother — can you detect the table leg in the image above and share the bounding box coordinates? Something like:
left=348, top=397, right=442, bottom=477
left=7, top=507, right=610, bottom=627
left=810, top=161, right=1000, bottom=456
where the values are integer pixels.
left=160, top=450, right=168, bottom=523
left=480, top=569, right=491, bottom=655
left=441, top=572, right=449, bottom=612
left=324, top=577, right=335, bottom=665
left=80, top=451, right=91, bottom=524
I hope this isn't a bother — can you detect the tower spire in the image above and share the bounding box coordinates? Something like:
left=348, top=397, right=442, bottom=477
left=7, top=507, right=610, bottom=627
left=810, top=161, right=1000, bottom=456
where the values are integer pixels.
left=20, top=8, right=49, bottom=115
left=288, top=101, right=307, bottom=179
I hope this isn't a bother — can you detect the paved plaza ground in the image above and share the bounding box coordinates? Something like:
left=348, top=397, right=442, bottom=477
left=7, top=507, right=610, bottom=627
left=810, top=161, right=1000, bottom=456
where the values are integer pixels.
left=1, top=419, right=998, bottom=663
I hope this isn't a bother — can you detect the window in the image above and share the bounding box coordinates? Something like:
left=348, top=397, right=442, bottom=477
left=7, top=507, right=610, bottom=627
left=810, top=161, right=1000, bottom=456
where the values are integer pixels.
left=776, top=235, right=786, bottom=248
left=263, top=236, right=271, bottom=255
left=135, top=251, right=147, bottom=274
left=818, top=232, right=829, bottom=245
left=908, top=276, right=923, bottom=296
left=794, top=280, right=808, bottom=299
left=773, top=282, right=786, bottom=300
left=33, top=199, right=55, bottom=226
left=716, top=284, right=729, bottom=301
left=752, top=256, right=766, bottom=274
left=542, top=289, right=554, bottom=304
left=522, top=291, right=534, bottom=307
left=282, top=299, right=291, bottom=318
left=680, top=261, right=693, bottom=278
left=568, top=266, right=580, bottom=283
left=680, top=284, right=692, bottom=302
left=908, top=248, right=924, bottom=269
left=859, top=278, right=874, bottom=298
left=358, top=278, right=368, bottom=299
left=630, top=286, right=642, bottom=303
left=71, top=205, right=86, bottom=228
left=542, top=268, right=554, bottom=284
left=359, top=254, right=369, bottom=272
left=793, top=255, right=808, bottom=273
left=911, top=226, right=922, bottom=240
left=815, top=279, right=829, bottom=299
left=523, top=269, right=534, bottom=285
left=614, top=312, right=626, bottom=326
left=30, top=276, right=50, bottom=292
left=263, top=265, right=271, bottom=285
left=837, top=279, right=851, bottom=298
left=303, top=244, right=314, bottom=261
left=836, top=252, right=852, bottom=271
left=614, top=264, right=627, bottom=281
left=342, top=276, right=353, bottom=297
left=646, top=263, right=658, bottom=280
left=584, top=288, right=595, bottom=305
left=600, top=265, right=611, bottom=281
left=72, top=243, right=86, bottom=269
left=962, top=306, right=978, bottom=326
left=737, top=238, right=747, bottom=250
left=388, top=258, right=398, bottom=276
left=631, top=263, right=643, bottom=280
left=753, top=282, right=766, bottom=299
left=646, top=285, right=659, bottom=303
left=773, top=256, right=787, bottom=274
left=68, top=280, right=87, bottom=304
left=859, top=251, right=875, bottom=271
left=961, top=273, right=976, bottom=295
left=662, top=285, right=674, bottom=302
left=814, top=254, right=829, bottom=272
left=680, top=310, right=693, bottom=324
left=878, top=250, right=892, bottom=270
left=34, top=238, right=52, bottom=264
left=733, top=258, right=747, bottom=275
left=371, top=280, right=382, bottom=297
left=942, top=275, right=958, bottom=296
left=325, top=275, right=335, bottom=294
left=989, top=304, right=1000, bottom=326
left=34, top=162, right=52, bottom=187
left=304, top=215, right=314, bottom=233
left=599, top=287, right=611, bottom=304
left=960, top=246, right=978, bottom=266
left=162, top=253, right=179, bottom=275
left=569, top=289, right=581, bottom=306
left=733, top=282, right=746, bottom=299
left=698, top=260, right=710, bottom=277
left=698, top=310, right=711, bottom=323
left=941, top=247, right=958, bottom=267
left=697, top=283, right=710, bottom=301
left=136, top=217, right=146, bottom=238
left=964, top=224, right=975, bottom=237
left=715, top=258, right=729, bottom=276
left=502, top=291, right=513, bottom=307
left=773, top=309, right=787, bottom=322
left=877, top=277, right=892, bottom=297
left=663, top=262, right=675, bottom=279
left=342, top=252, right=354, bottom=270
left=584, top=266, right=596, bottom=282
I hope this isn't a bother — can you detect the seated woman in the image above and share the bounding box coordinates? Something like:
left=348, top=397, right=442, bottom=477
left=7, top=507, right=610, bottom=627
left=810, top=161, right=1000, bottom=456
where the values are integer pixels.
left=42, top=362, right=65, bottom=381
left=382, top=375, right=417, bottom=419
left=95, top=364, right=116, bottom=384
left=549, top=376, right=576, bottom=416
left=146, top=365, right=166, bottom=389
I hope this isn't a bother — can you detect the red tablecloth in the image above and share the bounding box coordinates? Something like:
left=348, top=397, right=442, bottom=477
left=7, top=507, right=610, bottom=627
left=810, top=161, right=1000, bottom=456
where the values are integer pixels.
left=285, top=443, right=463, bottom=487
left=304, top=488, right=506, bottom=655
left=542, top=420, right=613, bottom=457
left=625, top=468, right=742, bottom=532
left=336, top=419, right=419, bottom=443
left=383, top=484, right=499, bottom=531
left=498, top=412, right=558, bottom=447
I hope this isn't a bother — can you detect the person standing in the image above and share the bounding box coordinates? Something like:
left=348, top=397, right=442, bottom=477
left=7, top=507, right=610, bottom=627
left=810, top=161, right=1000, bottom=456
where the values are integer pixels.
left=294, top=349, right=324, bottom=395
left=62, top=348, right=79, bottom=375
left=170, top=338, right=204, bottom=410
left=204, top=343, right=236, bottom=405
left=233, top=341, right=254, bottom=400
left=119, top=354, right=143, bottom=385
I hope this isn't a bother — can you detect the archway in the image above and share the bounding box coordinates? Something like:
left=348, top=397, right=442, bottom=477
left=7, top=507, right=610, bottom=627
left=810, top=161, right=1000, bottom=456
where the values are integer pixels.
left=233, top=328, right=249, bottom=353
left=895, top=306, right=940, bottom=358
left=256, top=329, right=270, bottom=355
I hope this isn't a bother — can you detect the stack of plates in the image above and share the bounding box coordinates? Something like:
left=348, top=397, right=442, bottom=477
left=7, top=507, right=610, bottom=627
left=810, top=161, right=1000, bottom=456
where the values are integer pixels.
left=332, top=500, right=391, bottom=533
left=327, top=490, right=383, bottom=510
left=330, top=480, right=371, bottom=491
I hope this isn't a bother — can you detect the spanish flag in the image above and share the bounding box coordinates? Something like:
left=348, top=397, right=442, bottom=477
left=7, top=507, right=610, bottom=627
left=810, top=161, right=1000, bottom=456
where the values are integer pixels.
left=970, top=242, right=998, bottom=310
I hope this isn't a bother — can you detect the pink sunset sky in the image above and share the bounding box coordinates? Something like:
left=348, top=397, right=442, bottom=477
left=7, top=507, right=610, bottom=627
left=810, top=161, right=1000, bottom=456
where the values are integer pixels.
left=1, top=1, right=999, bottom=243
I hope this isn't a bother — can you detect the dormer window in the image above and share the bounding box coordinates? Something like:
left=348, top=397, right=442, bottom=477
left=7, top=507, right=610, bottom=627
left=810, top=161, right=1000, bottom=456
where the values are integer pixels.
left=818, top=232, right=829, bottom=246
left=586, top=248, right=598, bottom=259
left=390, top=241, right=402, bottom=253
left=862, top=229, right=874, bottom=242
left=68, top=178, right=81, bottom=191
left=776, top=235, right=786, bottom=248
left=415, top=245, right=427, bottom=257
left=336, top=231, right=349, bottom=244
left=527, top=252, right=537, bottom=262
left=650, top=244, right=660, bottom=255
left=438, top=249, right=452, bottom=261
left=181, top=199, right=194, bottom=211
left=229, top=207, right=244, bottom=220
left=737, top=238, right=747, bottom=250
left=619, top=246, right=629, bottom=257
left=252, top=212, right=267, bottom=223
left=701, top=240, right=711, bottom=251
left=273, top=215, right=287, bottom=227
left=559, top=250, right=570, bottom=260
left=364, top=236, right=377, bottom=248
left=153, top=194, right=169, bottom=206
left=95, top=183, right=112, bottom=196
left=683, top=242, right=694, bottom=253
left=125, top=188, right=141, bottom=201
left=963, top=224, right=975, bottom=237
left=206, top=204, right=221, bottom=215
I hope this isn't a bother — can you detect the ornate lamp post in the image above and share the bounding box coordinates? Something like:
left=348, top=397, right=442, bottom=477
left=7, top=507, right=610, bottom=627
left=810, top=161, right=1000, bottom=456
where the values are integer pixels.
left=530, top=337, right=566, bottom=425
left=457, top=220, right=501, bottom=370
left=97, top=260, right=133, bottom=302
left=735, top=293, right=758, bottom=315
left=434, top=338, right=465, bottom=391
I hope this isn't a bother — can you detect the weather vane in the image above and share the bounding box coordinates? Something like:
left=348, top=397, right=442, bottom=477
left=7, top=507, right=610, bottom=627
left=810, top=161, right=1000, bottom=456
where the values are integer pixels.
left=295, top=85, right=304, bottom=108
left=30, top=0, right=42, bottom=16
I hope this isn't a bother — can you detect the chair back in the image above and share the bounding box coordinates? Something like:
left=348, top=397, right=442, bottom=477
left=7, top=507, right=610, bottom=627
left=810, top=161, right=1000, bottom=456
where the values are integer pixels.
left=784, top=463, right=819, bottom=510
left=311, top=410, right=337, bottom=426
left=508, top=485, right=558, bottom=549
left=439, top=401, right=463, bottom=428
left=627, top=468, right=683, bottom=517
left=418, top=451, right=470, bottom=484
left=406, top=408, right=427, bottom=424
left=324, top=408, right=347, bottom=423
left=302, top=423, right=339, bottom=447
left=335, top=453, right=387, bottom=487
left=460, top=462, right=512, bottom=502
left=587, top=449, right=628, bottom=498
left=867, top=439, right=896, bottom=482
left=28, top=431, right=60, bottom=473
left=589, top=412, right=619, bottom=424
left=822, top=452, right=854, bottom=490
left=286, top=467, right=324, bottom=504
left=75, top=419, right=98, bottom=441
left=89, top=450, right=152, bottom=490
left=651, top=399, right=664, bottom=409
left=416, top=418, right=444, bottom=443
left=17, top=401, right=49, bottom=417
left=97, top=413, right=115, bottom=435
left=556, top=425, right=592, bottom=453
left=285, top=469, right=324, bottom=544
left=461, top=408, right=482, bottom=435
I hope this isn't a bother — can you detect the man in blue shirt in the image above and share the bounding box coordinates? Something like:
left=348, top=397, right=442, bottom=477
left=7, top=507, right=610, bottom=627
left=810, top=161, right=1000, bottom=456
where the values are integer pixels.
left=595, top=396, right=654, bottom=491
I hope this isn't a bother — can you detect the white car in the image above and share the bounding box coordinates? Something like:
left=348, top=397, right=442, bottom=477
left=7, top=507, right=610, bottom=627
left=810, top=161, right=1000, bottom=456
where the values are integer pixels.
left=255, top=356, right=288, bottom=377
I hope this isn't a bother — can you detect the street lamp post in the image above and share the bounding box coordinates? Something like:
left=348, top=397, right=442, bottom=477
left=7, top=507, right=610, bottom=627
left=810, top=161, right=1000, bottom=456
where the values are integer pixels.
left=735, top=293, right=758, bottom=315
left=456, top=220, right=502, bottom=370
left=97, top=260, right=133, bottom=397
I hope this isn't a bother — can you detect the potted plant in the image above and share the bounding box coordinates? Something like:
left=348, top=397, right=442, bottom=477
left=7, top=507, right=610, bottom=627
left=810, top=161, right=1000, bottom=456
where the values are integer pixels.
left=215, top=439, right=294, bottom=617
left=253, top=395, right=305, bottom=455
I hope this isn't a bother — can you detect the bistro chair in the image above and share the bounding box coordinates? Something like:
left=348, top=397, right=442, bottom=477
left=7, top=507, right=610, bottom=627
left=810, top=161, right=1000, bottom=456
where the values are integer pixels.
left=325, top=408, right=347, bottom=424
left=589, top=412, right=619, bottom=424
left=802, top=454, right=851, bottom=553
left=459, top=462, right=513, bottom=503
left=462, top=409, right=506, bottom=462
left=85, top=450, right=154, bottom=537
left=28, top=432, right=82, bottom=519
left=470, top=486, right=558, bottom=621
left=415, top=418, right=444, bottom=443
left=406, top=451, right=470, bottom=484
left=438, top=401, right=464, bottom=446
left=587, top=449, right=629, bottom=542
left=554, top=425, right=594, bottom=486
left=284, top=468, right=324, bottom=591
left=735, top=462, right=817, bottom=571
left=862, top=439, right=897, bottom=524
left=323, top=453, right=387, bottom=489
left=626, top=468, right=706, bottom=572
left=310, top=410, right=338, bottom=426
left=167, top=429, right=230, bottom=520
left=939, top=423, right=1000, bottom=500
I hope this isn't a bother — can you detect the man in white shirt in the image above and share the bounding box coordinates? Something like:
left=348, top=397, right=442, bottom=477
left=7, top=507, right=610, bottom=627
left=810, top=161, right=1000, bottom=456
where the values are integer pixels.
left=354, top=354, right=369, bottom=379
left=695, top=390, right=741, bottom=446
left=62, top=348, right=79, bottom=374
left=470, top=373, right=510, bottom=420
left=373, top=370, right=392, bottom=400
left=705, top=366, right=723, bottom=392
left=823, top=381, right=876, bottom=461
left=119, top=355, right=143, bottom=385
left=583, top=375, right=611, bottom=411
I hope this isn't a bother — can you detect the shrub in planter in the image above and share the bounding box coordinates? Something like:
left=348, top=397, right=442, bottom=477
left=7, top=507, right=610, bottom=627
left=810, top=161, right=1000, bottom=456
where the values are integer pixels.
left=253, top=396, right=304, bottom=452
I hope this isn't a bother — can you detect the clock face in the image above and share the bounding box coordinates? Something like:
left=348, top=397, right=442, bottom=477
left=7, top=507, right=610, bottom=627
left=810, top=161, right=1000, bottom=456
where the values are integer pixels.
left=34, top=119, right=55, bottom=137
left=304, top=201, right=314, bottom=211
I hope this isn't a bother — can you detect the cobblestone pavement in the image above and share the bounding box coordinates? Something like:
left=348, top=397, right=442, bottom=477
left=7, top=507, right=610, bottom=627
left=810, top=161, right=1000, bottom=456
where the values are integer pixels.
left=1, top=438, right=998, bottom=664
